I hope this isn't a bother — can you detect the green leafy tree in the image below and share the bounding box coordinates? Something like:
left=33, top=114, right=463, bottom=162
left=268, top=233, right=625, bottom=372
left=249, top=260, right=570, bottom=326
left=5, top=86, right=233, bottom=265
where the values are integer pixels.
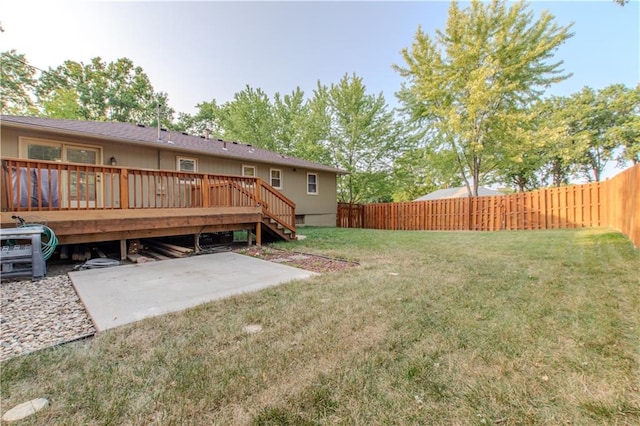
left=176, top=99, right=226, bottom=137
left=272, top=87, right=307, bottom=154
left=222, top=85, right=277, bottom=151
left=0, top=50, right=38, bottom=115
left=322, top=73, right=402, bottom=203
left=105, top=58, right=158, bottom=124
left=497, top=102, right=574, bottom=191
left=608, top=84, right=640, bottom=166
left=532, top=97, right=576, bottom=187
left=182, top=76, right=403, bottom=202
left=395, top=0, right=573, bottom=196
left=180, top=85, right=332, bottom=164
left=38, top=58, right=105, bottom=120
left=272, top=86, right=333, bottom=164
left=562, top=86, right=622, bottom=182
left=391, top=144, right=463, bottom=201
left=39, top=87, right=81, bottom=119
left=520, top=84, right=638, bottom=186
left=149, top=92, right=176, bottom=129
left=36, top=57, right=171, bottom=125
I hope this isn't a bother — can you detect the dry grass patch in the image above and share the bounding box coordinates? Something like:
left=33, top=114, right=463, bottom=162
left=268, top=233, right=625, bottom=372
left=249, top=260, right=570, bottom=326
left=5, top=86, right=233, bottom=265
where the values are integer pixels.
left=1, top=227, right=639, bottom=424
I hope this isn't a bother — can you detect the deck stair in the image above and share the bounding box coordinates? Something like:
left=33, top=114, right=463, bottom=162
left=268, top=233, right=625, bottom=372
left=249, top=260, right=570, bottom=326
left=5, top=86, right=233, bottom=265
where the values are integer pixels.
left=255, top=180, right=296, bottom=241
left=262, top=215, right=296, bottom=241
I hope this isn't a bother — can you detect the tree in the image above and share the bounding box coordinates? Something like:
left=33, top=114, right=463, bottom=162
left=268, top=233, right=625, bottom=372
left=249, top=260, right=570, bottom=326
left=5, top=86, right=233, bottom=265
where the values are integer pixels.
left=608, top=84, right=640, bottom=166
left=395, top=0, right=573, bottom=196
left=181, top=75, right=403, bottom=203
left=180, top=85, right=333, bottom=164
left=36, top=57, right=170, bottom=125
left=531, top=96, right=576, bottom=187
left=0, top=50, right=38, bottom=115
left=566, top=86, right=620, bottom=181
left=221, top=85, right=277, bottom=151
left=391, top=144, right=463, bottom=201
left=176, top=99, right=226, bottom=137
left=322, top=73, right=402, bottom=203
left=516, top=84, right=639, bottom=186
left=549, top=85, right=638, bottom=182
left=497, top=100, right=577, bottom=191
left=273, top=85, right=332, bottom=164
left=38, top=87, right=81, bottom=119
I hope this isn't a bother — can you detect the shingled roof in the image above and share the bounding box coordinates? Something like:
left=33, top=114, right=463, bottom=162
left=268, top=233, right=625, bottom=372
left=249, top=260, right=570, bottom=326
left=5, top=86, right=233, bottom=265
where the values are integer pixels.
left=0, top=115, right=345, bottom=174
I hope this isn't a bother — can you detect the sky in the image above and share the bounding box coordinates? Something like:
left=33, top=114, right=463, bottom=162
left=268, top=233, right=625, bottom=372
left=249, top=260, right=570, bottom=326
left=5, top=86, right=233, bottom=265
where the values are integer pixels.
left=2, top=0, right=638, bottom=117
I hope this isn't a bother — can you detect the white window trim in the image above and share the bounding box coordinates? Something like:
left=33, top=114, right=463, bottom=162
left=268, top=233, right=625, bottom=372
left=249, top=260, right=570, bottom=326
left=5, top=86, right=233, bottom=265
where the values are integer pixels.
left=177, top=156, right=197, bottom=172
left=242, top=164, right=256, bottom=177
left=307, top=172, right=318, bottom=195
left=19, top=136, right=103, bottom=164
left=270, top=168, right=282, bottom=189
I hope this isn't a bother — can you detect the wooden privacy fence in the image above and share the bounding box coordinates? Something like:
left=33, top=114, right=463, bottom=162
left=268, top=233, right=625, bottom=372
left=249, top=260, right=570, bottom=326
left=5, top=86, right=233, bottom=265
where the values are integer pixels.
left=337, top=164, right=640, bottom=248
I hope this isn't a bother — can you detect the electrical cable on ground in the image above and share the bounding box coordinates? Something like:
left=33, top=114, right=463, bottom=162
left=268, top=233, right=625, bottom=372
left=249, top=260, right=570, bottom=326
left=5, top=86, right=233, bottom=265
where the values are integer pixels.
left=78, top=258, right=120, bottom=270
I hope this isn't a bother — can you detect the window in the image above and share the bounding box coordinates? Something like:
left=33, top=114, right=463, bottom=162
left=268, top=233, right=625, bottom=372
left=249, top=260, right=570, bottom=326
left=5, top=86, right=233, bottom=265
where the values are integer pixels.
left=28, top=144, right=62, bottom=162
left=242, top=165, right=256, bottom=177
left=177, top=157, right=197, bottom=172
left=20, top=137, right=102, bottom=164
left=270, top=169, right=282, bottom=189
left=19, top=137, right=103, bottom=208
left=307, top=173, right=318, bottom=195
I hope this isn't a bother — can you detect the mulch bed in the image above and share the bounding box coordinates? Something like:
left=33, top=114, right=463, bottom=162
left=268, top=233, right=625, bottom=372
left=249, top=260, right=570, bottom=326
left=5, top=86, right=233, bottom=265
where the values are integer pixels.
left=234, top=246, right=358, bottom=274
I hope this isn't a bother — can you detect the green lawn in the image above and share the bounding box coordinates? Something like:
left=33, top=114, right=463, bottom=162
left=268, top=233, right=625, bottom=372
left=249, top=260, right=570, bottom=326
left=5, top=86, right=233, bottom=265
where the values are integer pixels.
left=2, top=227, right=639, bottom=425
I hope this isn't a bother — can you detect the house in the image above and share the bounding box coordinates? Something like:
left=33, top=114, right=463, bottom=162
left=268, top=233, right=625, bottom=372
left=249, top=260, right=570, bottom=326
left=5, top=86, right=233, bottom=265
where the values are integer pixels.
left=0, top=115, right=345, bottom=255
left=414, top=186, right=503, bottom=201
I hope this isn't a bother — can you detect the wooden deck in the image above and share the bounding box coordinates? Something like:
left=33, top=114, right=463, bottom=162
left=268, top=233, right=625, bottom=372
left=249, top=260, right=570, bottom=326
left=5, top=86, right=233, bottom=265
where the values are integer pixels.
left=1, top=158, right=298, bottom=256
left=1, top=207, right=263, bottom=246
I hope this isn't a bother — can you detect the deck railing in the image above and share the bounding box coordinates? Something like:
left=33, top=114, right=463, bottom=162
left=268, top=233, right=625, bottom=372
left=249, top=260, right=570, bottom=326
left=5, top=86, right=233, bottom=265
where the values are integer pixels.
left=2, top=157, right=296, bottom=234
left=259, top=180, right=296, bottom=233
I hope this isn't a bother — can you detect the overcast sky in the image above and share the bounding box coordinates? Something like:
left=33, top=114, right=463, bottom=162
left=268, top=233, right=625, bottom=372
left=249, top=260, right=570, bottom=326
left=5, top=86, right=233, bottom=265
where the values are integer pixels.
left=2, top=1, right=639, bottom=116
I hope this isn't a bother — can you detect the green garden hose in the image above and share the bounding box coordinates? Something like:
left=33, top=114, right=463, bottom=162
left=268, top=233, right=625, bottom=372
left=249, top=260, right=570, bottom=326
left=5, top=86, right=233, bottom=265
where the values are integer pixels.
left=11, top=216, right=59, bottom=260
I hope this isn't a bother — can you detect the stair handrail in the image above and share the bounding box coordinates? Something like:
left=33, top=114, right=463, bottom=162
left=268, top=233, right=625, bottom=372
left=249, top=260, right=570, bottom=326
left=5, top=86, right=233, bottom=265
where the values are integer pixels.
left=255, top=178, right=296, bottom=236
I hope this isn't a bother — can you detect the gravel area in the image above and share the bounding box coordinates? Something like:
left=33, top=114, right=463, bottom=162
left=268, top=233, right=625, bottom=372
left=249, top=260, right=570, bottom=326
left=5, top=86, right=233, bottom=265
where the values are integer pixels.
left=1, top=264, right=96, bottom=363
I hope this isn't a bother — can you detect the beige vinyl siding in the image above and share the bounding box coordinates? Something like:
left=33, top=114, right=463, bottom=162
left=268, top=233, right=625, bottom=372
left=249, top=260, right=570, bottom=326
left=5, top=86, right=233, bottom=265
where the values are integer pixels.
left=281, top=170, right=337, bottom=215
left=0, top=128, right=157, bottom=169
left=303, top=214, right=336, bottom=226
left=0, top=128, right=21, bottom=157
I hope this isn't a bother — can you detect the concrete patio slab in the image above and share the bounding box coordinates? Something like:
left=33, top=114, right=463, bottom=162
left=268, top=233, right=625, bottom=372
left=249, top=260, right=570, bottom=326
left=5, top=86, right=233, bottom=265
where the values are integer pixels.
left=69, top=252, right=317, bottom=331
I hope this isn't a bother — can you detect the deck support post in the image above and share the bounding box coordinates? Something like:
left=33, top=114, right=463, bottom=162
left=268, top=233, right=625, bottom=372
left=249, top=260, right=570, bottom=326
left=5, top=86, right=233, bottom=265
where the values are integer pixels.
left=255, top=222, right=262, bottom=247
left=194, top=233, right=200, bottom=253
left=247, top=228, right=252, bottom=246
left=120, top=239, right=127, bottom=261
